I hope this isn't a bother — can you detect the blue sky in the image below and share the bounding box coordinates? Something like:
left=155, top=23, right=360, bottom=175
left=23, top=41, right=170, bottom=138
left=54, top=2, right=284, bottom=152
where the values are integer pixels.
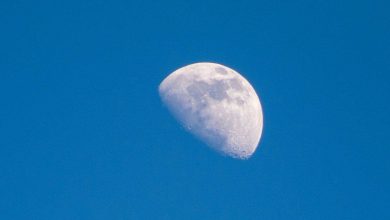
left=1, top=0, right=389, bottom=219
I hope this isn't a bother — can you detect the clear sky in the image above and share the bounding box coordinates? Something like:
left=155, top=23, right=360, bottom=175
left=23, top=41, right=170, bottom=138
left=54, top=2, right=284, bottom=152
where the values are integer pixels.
left=1, top=0, right=389, bottom=219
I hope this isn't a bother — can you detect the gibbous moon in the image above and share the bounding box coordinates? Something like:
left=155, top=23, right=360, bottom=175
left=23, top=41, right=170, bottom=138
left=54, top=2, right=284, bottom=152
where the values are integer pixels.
left=159, top=62, right=263, bottom=159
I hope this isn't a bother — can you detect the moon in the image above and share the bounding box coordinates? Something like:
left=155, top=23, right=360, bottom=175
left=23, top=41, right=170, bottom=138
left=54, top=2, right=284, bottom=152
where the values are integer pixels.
left=159, top=62, right=263, bottom=159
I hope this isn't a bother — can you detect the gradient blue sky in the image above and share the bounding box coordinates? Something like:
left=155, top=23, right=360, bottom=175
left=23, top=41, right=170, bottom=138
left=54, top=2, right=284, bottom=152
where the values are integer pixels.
left=1, top=0, right=389, bottom=219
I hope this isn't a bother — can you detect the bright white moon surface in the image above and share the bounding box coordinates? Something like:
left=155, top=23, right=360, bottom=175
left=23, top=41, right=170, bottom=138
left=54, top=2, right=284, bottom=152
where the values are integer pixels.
left=159, top=62, right=263, bottom=159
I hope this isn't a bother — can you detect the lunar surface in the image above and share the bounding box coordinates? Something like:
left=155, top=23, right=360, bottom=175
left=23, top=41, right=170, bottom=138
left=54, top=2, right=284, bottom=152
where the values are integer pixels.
left=159, top=62, right=263, bottom=159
